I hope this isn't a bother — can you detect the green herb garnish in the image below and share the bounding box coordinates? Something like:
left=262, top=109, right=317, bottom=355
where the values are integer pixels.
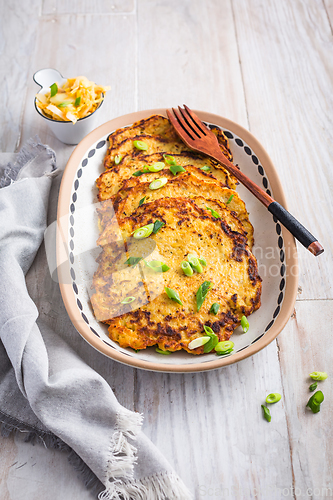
left=261, top=405, right=271, bottom=422
left=181, top=261, right=193, bottom=276
left=169, top=164, right=186, bottom=175
left=187, top=254, right=203, bottom=273
left=58, top=101, right=71, bottom=108
left=306, top=390, right=324, bottom=413
left=209, top=303, right=220, bottom=315
left=74, top=96, right=81, bottom=107
left=203, top=325, right=219, bottom=353
left=206, top=206, right=221, bottom=218
left=196, top=281, right=213, bottom=311
left=50, top=83, right=58, bottom=97
left=139, top=197, right=146, bottom=206
left=309, top=382, right=318, bottom=392
left=125, top=256, right=142, bottom=267
left=226, top=194, right=234, bottom=204
left=153, top=220, right=165, bottom=233
left=149, top=178, right=168, bottom=190
left=241, top=315, right=249, bottom=333
left=163, top=154, right=177, bottom=165
left=215, top=340, right=234, bottom=355
left=115, top=154, right=122, bottom=165
left=165, top=287, right=182, bottom=305
left=156, top=348, right=171, bottom=355
left=133, top=223, right=154, bottom=239
left=200, top=166, right=210, bottom=172
left=148, top=162, right=164, bottom=172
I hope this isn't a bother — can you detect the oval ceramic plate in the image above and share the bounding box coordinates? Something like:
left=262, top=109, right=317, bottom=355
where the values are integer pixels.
left=57, top=108, right=298, bottom=372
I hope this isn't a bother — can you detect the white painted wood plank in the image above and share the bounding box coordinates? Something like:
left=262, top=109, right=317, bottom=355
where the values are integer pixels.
left=0, top=434, right=97, bottom=500
left=277, top=300, right=333, bottom=497
left=233, top=0, right=333, bottom=300
left=324, top=0, right=333, bottom=27
left=42, top=0, right=135, bottom=15
left=137, top=0, right=248, bottom=128
left=137, top=341, right=294, bottom=499
left=0, top=1, right=42, bottom=152
left=19, top=12, right=137, bottom=151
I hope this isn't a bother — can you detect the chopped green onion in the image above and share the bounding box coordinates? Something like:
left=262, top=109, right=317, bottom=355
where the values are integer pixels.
left=148, top=162, right=165, bottom=172
left=226, top=194, right=234, bottom=204
left=241, top=315, right=249, bottom=333
left=144, top=260, right=170, bottom=272
left=58, top=101, right=71, bottom=108
left=203, top=325, right=218, bottom=353
left=139, top=197, right=146, bottom=206
left=133, top=223, right=154, bottom=239
left=163, top=154, right=177, bottom=165
left=215, top=340, right=234, bottom=354
left=115, top=154, right=122, bottom=165
left=209, top=303, right=220, bottom=315
left=200, top=166, right=210, bottom=172
left=169, top=164, right=186, bottom=175
left=50, top=83, right=58, bottom=97
left=165, top=287, right=182, bottom=305
left=306, top=390, right=324, bottom=413
left=156, top=348, right=171, bottom=355
left=181, top=261, right=194, bottom=276
left=74, top=96, right=81, bottom=107
left=153, top=220, right=165, bottom=233
left=198, top=257, right=207, bottom=267
left=133, top=170, right=144, bottom=177
left=309, top=382, right=318, bottom=392
left=187, top=254, right=203, bottom=273
left=125, top=256, right=142, bottom=267
left=261, top=405, right=271, bottom=422
left=206, top=206, right=221, bottom=218
left=121, top=296, right=135, bottom=304
left=196, top=281, right=213, bottom=311
left=309, top=371, right=328, bottom=381
left=133, top=140, right=148, bottom=151
left=149, top=178, right=168, bottom=190
left=266, top=393, right=281, bottom=404
left=188, top=336, right=210, bottom=350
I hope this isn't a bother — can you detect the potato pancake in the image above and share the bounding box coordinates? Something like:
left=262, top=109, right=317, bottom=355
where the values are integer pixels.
left=90, top=198, right=261, bottom=353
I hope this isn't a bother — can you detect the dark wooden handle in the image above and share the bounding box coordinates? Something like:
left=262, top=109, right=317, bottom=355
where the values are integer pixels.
left=268, top=202, right=324, bottom=255
left=211, top=149, right=324, bottom=256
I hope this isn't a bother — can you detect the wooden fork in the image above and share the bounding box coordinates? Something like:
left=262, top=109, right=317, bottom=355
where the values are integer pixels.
left=166, top=105, right=324, bottom=256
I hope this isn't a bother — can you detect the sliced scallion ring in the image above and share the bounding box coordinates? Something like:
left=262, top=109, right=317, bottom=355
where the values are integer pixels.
left=241, top=315, right=249, bottom=333
left=156, top=348, right=171, bottom=355
left=309, top=382, right=318, bottom=392
left=261, top=405, right=271, bottom=422
left=226, top=194, right=234, bottom=204
left=58, top=101, right=71, bottom=108
left=163, top=154, right=177, bottom=165
left=206, top=206, right=221, bottom=218
left=133, top=223, right=154, bottom=239
left=144, top=260, right=170, bottom=272
left=200, top=165, right=210, bottom=172
left=121, top=296, right=136, bottom=304
left=215, top=340, right=234, bottom=354
left=266, top=393, right=281, bottom=404
left=149, top=177, right=168, bottom=190
left=148, top=162, right=165, bottom=172
left=152, top=220, right=165, bottom=233
left=181, top=261, right=193, bottom=276
left=74, top=96, right=81, bottom=107
left=196, top=281, right=213, bottom=311
left=203, top=326, right=219, bottom=353
left=188, top=336, right=211, bottom=350
left=198, top=257, right=207, bottom=267
left=133, top=140, right=148, bottom=151
left=139, top=196, right=146, bottom=206
left=187, top=254, right=203, bottom=273
left=114, top=154, right=122, bottom=165
left=309, top=371, right=328, bottom=380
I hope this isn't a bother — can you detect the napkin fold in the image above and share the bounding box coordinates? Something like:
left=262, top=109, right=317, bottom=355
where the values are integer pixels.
left=0, top=139, right=192, bottom=500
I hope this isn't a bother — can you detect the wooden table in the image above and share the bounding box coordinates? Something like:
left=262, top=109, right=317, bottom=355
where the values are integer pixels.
left=1, top=1, right=332, bottom=499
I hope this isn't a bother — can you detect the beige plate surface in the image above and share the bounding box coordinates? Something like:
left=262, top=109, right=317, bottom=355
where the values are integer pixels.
left=57, top=108, right=298, bottom=373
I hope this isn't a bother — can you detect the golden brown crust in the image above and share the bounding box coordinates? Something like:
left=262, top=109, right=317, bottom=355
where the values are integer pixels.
left=90, top=198, right=261, bottom=353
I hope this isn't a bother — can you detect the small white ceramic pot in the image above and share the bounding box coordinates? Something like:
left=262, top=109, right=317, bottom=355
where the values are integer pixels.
left=33, top=68, right=104, bottom=145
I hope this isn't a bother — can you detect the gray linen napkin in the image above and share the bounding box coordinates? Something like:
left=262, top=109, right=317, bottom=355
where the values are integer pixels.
left=0, top=139, right=192, bottom=500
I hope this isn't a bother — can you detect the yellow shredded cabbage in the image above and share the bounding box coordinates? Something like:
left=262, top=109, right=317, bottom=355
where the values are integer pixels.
left=35, top=76, right=110, bottom=124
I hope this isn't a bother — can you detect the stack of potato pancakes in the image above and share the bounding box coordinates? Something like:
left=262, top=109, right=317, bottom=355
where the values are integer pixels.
left=90, top=115, right=262, bottom=355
